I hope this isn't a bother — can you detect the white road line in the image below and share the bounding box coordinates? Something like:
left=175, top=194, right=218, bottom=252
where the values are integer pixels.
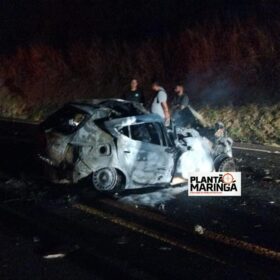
left=233, top=146, right=280, bottom=154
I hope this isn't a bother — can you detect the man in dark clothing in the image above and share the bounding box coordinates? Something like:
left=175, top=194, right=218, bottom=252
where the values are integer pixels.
left=171, top=83, right=190, bottom=127
left=171, top=83, right=189, bottom=111
left=123, top=78, right=145, bottom=105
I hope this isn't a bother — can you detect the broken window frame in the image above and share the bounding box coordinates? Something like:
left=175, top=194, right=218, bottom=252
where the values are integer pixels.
left=118, top=121, right=172, bottom=147
left=41, top=105, right=90, bottom=135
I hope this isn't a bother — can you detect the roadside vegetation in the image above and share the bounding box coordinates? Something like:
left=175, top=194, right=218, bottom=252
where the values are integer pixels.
left=199, top=104, right=280, bottom=146
left=0, top=19, right=279, bottom=145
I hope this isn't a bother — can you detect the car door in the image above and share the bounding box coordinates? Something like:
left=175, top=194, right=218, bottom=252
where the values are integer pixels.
left=117, top=121, right=175, bottom=185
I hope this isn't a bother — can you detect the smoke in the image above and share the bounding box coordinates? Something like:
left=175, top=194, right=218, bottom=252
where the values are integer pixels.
left=119, top=186, right=188, bottom=207
left=186, top=70, right=237, bottom=106
left=200, top=78, right=235, bottom=106
left=176, top=136, right=214, bottom=178
left=187, top=105, right=209, bottom=127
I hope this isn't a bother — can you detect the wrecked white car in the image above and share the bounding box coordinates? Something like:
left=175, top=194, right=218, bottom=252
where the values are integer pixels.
left=37, top=99, right=235, bottom=193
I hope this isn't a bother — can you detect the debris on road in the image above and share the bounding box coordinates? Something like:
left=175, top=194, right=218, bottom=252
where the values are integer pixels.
left=33, top=236, right=40, bottom=243
left=263, top=176, right=273, bottom=181
left=116, top=236, right=128, bottom=245
left=254, top=224, right=262, bottom=228
left=43, top=253, right=66, bottom=259
left=5, top=178, right=26, bottom=189
left=159, top=247, right=172, bottom=251
left=194, top=225, right=205, bottom=235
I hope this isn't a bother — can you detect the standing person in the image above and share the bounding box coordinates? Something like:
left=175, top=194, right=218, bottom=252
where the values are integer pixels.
left=123, top=78, right=145, bottom=105
left=171, top=82, right=190, bottom=127
left=151, top=81, right=170, bottom=126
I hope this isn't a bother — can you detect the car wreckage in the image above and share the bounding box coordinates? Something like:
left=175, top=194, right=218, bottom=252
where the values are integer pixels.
left=37, top=99, right=236, bottom=193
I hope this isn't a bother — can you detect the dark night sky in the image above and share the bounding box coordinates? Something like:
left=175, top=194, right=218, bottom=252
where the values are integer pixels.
left=0, top=0, right=279, bottom=52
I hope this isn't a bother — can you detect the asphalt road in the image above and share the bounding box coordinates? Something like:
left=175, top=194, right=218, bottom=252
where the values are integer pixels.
left=0, top=120, right=279, bottom=279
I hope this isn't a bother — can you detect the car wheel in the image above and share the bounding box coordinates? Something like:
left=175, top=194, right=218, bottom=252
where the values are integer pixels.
left=92, top=168, right=123, bottom=193
left=218, top=157, right=237, bottom=172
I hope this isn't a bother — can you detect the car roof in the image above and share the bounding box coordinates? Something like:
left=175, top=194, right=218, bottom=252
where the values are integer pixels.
left=103, top=113, right=164, bottom=138
left=68, top=98, right=149, bottom=116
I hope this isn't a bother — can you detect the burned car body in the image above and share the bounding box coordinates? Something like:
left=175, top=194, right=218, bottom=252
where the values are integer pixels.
left=38, top=99, right=235, bottom=192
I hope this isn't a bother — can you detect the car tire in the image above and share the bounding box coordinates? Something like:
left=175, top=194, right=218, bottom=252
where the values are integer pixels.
left=92, top=168, right=123, bottom=193
left=218, top=157, right=237, bottom=172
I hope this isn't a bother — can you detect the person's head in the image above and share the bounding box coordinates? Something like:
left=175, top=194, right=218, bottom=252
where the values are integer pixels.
left=174, top=83, right=184, bottom=95
left=151, top=81, right=162, bottom=92
left=130, top=78, right=138, bottom=90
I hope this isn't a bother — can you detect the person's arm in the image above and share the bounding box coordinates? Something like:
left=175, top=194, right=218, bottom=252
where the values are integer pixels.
left=180, top=95, right=189, bottom=110
left=171, top=98, right=178, bottom=113
left=161, top=101, right=170, bottom=121
left=158, top=91, right=170, bottom=124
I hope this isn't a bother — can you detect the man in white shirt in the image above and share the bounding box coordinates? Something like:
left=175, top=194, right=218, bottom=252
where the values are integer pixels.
left=151, top=81, right=170, bottom=126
